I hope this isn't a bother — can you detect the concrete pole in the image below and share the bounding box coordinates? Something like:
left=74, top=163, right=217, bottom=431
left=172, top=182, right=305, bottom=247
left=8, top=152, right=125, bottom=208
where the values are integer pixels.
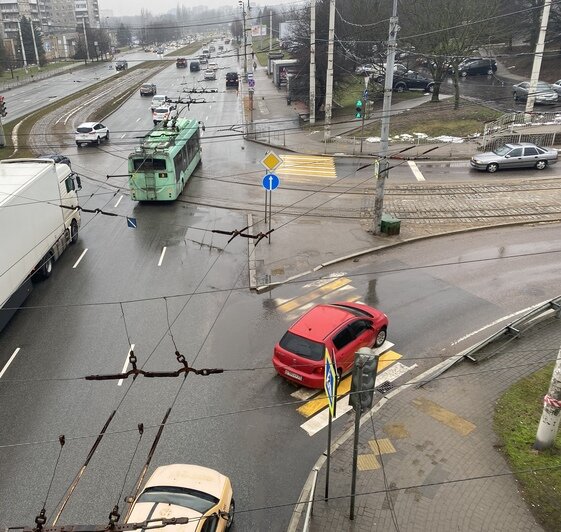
left=372, top=0, right=399, bottom=234
left=309, top=0, right=316, bottom=125
left=525, top=0, right=552, bottom=117
left=82, top=18, right=91, bottom=63
left=31, top=23, right=40, bottom=68
left=534, top=347, right=561, bottom=450
left=269, top=10, right=272, bottom=52
left=323, top=0, right=336, bottom=143
left=17, top=20, right=28, bottom=69
left=241, top=3, right=247, bottom=77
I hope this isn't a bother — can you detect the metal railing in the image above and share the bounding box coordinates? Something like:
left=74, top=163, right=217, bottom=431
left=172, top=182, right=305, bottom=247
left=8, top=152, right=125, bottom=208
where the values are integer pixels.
left=481, top=131, right=558, bottom=151
left=245, top=123, right=286, bottom=146
left=302, top=468, right=319, bottom=532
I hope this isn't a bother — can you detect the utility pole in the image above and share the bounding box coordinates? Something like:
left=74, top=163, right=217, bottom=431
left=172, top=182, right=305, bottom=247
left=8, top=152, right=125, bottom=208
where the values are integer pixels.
left=525, top=0, right=552, bottom=116
left=372, top=0, right=399, bottom=234
left=534, top=347, right=561, bottom=450
left=309, top=0, right=316, bottom=125
left=31, top=22, right=40, bottom=69
left=323, top=0, right=336, bottom=144
left=82, top=18, right=90, bottom=63
left=17, top=20, right=28, bottom=70
left=269, top=10, right=272, bottom=52
left=239, top=0, right=247, bottom=77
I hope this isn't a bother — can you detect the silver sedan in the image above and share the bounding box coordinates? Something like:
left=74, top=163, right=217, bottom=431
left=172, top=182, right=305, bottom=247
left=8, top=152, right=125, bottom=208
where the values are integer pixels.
left=470, top=142, right=558, bottom=173
left=512, top=81, right=558, bottom=104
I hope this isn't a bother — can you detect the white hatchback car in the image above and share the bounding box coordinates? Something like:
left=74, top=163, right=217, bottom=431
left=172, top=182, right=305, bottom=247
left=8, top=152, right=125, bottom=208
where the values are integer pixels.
left=150, top=94, right=169, bottom=111
left=152, top=105, right=177, bottom=125
left=204, top=69, right=216, bottom=81
left=75, top=122, right=109, bottom=147
left=208, top=62, right=218, bottom=71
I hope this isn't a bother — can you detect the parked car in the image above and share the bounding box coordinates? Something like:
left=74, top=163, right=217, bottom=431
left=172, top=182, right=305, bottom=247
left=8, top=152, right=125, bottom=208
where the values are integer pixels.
left=550, top=79, right=561, bottom=95
left=38, top=154, right=72, bottom=169
left=272, top=302, right=389, bottom=389
left=470, top=142, right=558, bottom=173
left=355, top=63, right=376, bottom=75
left=370, top=63, right=409, bottom=83
left=140, top=83, right=157, bottom=96
left=152, top=104, right=177, bottom=125
left=176, top=57, right=187, bottom=68
left=115, top=59, right=128, bottom=71
left=150, top=94, right=169, bottom=111
left=454, top=57, right=497, bottom=76
left=512, top=81, right=558, bottom=104
left=75, top=122, right=109, bottom=147
left=190, top=60, right=201, bottom=72
left=225, top=71, right=239, bottom=88
left=126, top=464, right=234, bottom=532
left=204, top=69, right=217, bottom=80
left=392, top=70, right=434, bottom=93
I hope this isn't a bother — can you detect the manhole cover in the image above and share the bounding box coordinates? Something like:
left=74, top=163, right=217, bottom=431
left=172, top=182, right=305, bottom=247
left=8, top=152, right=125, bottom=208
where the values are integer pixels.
left=376, top=381, right=393, bottom=394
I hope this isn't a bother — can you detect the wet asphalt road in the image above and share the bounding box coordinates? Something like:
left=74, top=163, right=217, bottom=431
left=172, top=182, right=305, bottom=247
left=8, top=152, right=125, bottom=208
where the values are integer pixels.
left=2, top=49, right=561, bottom=532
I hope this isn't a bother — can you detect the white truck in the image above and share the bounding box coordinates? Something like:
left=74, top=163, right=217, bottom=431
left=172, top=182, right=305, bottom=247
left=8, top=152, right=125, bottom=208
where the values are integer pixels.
left=0, top=159, right=82, bottom=332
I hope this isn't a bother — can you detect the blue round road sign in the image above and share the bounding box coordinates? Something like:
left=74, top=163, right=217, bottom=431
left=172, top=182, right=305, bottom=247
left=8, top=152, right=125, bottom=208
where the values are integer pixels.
left=262, top=173, right=280, bottom=191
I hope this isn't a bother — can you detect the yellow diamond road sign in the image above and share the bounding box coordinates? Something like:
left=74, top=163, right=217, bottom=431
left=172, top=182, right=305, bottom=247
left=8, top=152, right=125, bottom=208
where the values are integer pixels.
left=261, top=151, right=283, bottom=172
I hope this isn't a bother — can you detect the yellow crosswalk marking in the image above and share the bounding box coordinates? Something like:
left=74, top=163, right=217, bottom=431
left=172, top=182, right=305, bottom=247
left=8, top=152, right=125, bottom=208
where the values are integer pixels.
left=277, top=155, right=337, bottom=178
left=297, top=351, right=402, bottom=418
left=276, top=277, right=352, bottom=313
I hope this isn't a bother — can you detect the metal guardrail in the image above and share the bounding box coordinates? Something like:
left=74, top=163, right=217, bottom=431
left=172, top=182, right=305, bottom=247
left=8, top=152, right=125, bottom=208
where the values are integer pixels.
left=420, top=296, right=561, bottom=386
left=302, top=468, right=319, bottom=532
left=481, top=131, right=558, bottom=151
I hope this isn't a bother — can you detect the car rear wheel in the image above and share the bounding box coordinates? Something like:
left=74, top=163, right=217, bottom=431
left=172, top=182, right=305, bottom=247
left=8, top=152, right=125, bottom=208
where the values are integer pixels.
left=374, top=327, right=387, bottom=347
left=394, top=83, right=407, bottom=93
left=535, top=160, right=548, bottom=170
left=460, top=71, right=468, bottom=77
left=70, top=219, right=79, bottom=244
left=486, top=162, right=499, bottom=173
left=513, top=92, right=519, bottom=101
left=226, top=499, right=235, bottom=529
left=105, top=131, right=110, bottom=140
left=487, top=69, right=494, bottom=75
left=427, top=84, right=434, bottom=93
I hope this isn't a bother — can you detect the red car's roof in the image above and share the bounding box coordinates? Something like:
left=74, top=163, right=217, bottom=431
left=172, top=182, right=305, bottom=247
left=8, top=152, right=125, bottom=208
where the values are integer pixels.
left=289, top=303, right=370, bottom=342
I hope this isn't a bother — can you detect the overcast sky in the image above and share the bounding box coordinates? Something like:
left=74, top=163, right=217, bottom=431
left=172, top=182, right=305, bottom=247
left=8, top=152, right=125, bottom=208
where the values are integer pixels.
left=102, top=0, right=302, bottom=18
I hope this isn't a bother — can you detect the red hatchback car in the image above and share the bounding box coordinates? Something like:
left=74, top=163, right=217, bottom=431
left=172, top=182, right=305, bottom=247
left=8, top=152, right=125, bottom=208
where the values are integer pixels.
left=272, top=302, right=388, bottom=389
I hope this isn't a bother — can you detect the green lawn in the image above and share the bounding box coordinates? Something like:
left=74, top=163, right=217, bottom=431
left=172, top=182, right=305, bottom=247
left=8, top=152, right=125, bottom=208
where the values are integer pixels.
left=494, top=363, right=561, bottom=532
left=166, top=42, right=202, bottom=57
left=0, top=60, right=82, bottom=81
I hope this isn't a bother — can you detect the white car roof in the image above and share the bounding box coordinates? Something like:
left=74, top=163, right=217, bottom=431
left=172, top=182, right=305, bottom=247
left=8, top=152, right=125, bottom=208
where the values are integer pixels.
left=77, top=122, right=99, bottom=127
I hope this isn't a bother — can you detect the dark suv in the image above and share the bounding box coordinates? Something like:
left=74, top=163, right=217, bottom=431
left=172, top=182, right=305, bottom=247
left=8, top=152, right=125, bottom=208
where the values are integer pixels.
left=190, top=60, right=200, bottom=72
left=176, top=57, right=187, bottom=68
left=225, top=71, right=239, bottom=88
left=115, top=59, right=128, bottom=71
left=455, top=57, right=497, bottom=76
left=392, top=70, right=434, bottom=93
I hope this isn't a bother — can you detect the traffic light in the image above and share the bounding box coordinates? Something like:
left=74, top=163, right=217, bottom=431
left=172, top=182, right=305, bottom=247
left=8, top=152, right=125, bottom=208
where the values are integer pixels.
left=349, top=348, right=379, bottom=412
left=355, top=99, right=363, bottom=118
left=0, top=96, right=6, bottom=118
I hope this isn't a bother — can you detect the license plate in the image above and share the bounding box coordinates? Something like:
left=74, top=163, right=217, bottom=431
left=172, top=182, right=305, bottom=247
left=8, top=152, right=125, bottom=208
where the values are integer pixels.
left=285, top=370, right=302, bottom=381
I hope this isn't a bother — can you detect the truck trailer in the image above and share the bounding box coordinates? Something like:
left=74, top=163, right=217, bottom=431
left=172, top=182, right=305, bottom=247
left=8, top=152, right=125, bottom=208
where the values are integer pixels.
left=0, top=159, right=81, bottom=332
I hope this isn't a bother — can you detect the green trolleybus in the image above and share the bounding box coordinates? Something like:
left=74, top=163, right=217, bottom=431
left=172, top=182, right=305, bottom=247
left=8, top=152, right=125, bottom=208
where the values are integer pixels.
left=128, top=117, right=202, bottom=201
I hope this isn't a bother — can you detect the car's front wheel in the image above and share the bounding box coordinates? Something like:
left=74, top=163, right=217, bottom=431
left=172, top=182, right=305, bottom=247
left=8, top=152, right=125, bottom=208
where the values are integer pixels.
left=105, top=131, right=110, bottom=141
left=535, top=160, right=548, bottom=170
left=394, top=83, right=407, bottom=93
left=486, top=162, right=499, bottom=173
left=96, top=137, right=101, bottom=145
left=426, top=84, right=434, bottom=93
left=460, top=70, right=468, bottom=77
left=513, top=92, right=519, bottom=101
left=374, top=327, right=387, bottom=347
left=487, top=69, right=494, bottom=75
left=226, top=499, right=235, bottom=529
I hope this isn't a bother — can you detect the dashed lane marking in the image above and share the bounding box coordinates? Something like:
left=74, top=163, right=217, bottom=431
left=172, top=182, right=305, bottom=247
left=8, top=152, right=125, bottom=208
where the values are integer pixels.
left=114, top=195, right=123, bottom=208
left=72, top=249, right=88, bottom=268
left=157, top=247, right=167, bottom=267
left=0, top=348, right=21, bottom=379
left=118, top=344, right=135, bottom=386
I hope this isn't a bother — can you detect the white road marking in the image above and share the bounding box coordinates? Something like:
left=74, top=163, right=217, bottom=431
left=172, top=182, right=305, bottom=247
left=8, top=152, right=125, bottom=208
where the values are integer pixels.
left=118, top=344, right=135, bottom=386
left=408, top=160, right=426, bottom=181
left=120, top=133, right=126, bottom=138
left=136, top=117, right=141, bottom=122
left=0, top=348, right=20, bottom=379
left=158, top=246, right=167, bottom=266
left=72, top=249, right=88, bottom=268
left=300, top=362, right=417, bottom=437
left=114, top=195, right=123, bottom=208
left=291, top=388, right=318, bottom=401
left=205, top=115, right=209, bottom=121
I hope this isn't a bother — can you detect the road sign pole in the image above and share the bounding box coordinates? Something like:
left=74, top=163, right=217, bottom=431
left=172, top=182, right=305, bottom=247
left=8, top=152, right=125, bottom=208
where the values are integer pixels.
left=264, top=188, right=268, bottom=223
left=325, top=407, right=332, bottom=501
left=268, top=190, right=272, bottom=243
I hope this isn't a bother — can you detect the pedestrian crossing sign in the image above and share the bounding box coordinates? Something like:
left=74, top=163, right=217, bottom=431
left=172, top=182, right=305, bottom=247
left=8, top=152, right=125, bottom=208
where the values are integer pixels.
left=324, top=348, right=337, bottom=416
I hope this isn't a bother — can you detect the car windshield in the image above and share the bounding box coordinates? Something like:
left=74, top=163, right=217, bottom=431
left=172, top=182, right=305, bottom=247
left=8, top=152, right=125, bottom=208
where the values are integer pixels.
left=279, top=331, right=324, bottom=361
left=154, top=107, right=169, bottom=113
left=493, top=145, right=512, bottom=156
left=536, top=82, right=552, bottom=90
left=137, top=486, right=218, bottom=514
left=76, top=127, right=93, bottom=133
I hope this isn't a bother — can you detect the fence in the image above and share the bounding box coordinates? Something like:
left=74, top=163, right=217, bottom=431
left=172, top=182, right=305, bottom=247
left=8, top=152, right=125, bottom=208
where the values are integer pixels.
left=245, top=123, right=286, bottom=147
left=481, top=131, right=559, bottom=151
left=0, top=62, right=83, bottom=92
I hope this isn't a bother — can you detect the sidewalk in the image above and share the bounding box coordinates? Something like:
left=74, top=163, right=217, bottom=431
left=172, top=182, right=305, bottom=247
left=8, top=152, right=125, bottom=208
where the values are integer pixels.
left=244, top=57, right=560, bottom=532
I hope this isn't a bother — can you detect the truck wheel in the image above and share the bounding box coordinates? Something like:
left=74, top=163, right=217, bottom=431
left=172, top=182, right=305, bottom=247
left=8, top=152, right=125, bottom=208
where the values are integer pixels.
left=70, top=219, right=79, bottom=244
left=34, top=252, right=54, bottom=281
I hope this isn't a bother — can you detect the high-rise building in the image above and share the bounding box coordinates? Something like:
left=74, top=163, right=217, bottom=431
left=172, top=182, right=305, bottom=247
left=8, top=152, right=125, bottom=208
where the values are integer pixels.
left=0, top=0, right=40, bottom=40
left=75, top=0, right=99, bottom=28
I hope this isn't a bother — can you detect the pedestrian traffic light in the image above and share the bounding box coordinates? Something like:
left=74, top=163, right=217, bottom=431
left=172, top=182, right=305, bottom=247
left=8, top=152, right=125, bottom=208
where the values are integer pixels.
left=0, top=96, right=6, bottom=118
left=355, top=99, right=363, bottom=118
left=349, top=348, right=379, bottom=412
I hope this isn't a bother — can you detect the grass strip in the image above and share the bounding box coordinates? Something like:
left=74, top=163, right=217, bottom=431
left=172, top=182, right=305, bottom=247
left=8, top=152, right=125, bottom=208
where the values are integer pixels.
left=494, top=362, right=561, bottom=532
left=165, top=42, right=202, bottom=57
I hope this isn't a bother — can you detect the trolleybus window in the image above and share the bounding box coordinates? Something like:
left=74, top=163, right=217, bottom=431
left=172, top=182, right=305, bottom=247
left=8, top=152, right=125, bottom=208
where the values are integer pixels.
left=132, top=158, right=167, bottom=171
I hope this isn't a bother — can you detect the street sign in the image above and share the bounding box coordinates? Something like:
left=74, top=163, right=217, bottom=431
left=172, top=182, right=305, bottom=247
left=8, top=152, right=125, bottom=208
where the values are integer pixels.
left=262, top=173, right=280, bottom=191
left=126, top=217, right=137, bottom=228
left=248, top=78, right=255, bottom=88
left=261, top=150, right=283, bottom=172
left=248, top=86, right=255, bottom=93
left=324, top=348, right=336, bottom=416
left=363, top=89, right=368, bottom=99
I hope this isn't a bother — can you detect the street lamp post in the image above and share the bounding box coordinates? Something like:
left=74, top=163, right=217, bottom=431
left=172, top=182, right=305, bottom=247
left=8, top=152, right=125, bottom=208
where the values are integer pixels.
left=238, top=0, right=247, bottom=77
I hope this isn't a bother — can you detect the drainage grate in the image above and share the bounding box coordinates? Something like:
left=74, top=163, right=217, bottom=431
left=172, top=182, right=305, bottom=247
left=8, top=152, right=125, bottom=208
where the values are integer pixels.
left=376, top=381, right=394, bottom=394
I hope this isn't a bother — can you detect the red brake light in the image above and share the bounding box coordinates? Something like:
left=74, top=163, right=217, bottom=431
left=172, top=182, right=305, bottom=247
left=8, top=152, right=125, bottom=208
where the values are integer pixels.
left=313, top=366, right=324, bottom=375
